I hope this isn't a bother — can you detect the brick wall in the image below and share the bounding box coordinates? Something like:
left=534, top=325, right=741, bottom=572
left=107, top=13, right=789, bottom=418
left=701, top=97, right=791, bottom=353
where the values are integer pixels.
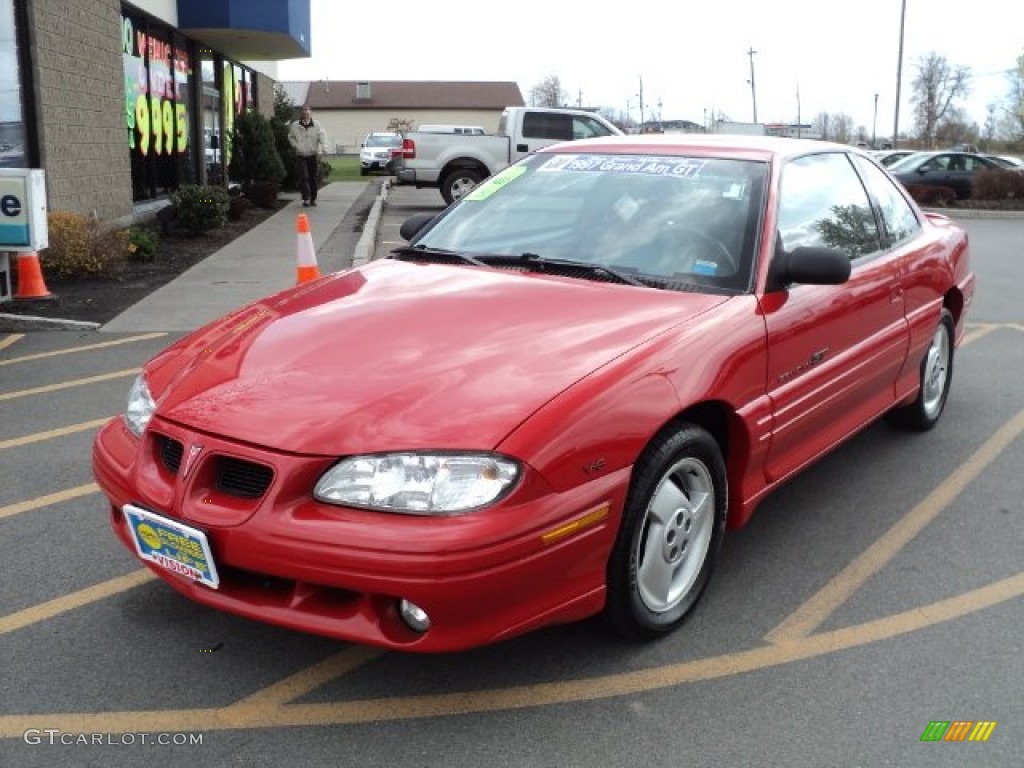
left=27, top=0, right=133, bottom=225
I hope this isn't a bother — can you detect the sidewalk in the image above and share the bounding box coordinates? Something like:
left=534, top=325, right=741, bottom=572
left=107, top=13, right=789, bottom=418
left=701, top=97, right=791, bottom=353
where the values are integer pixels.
left=0, top=179, right=389, bottom=334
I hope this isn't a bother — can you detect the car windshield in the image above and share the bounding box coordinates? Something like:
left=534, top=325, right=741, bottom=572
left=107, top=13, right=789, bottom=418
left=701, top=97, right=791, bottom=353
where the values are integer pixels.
left=366, top=134, right=401, bottom=148
left=411, top=152, right=768, bottom=293
left=886, top=152, right=931, bottom=172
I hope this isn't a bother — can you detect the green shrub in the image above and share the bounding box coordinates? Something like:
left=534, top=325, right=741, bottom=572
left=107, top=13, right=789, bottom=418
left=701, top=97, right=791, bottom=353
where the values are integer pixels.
left=127, top=227, right=159, bottom=262
left=271, top=84, right=300, bottom=191
left=170, top=185, right=231, bottom=234
left=229, top=109, right=285, bottom=187
left=318, top=158, right=332, bottom=187
left=40, top=211, right=129, bottom=277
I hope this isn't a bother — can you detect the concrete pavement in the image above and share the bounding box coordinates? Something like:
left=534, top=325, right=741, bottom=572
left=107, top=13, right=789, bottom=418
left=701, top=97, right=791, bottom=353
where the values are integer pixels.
left=0, top=179, right=389, bottom=334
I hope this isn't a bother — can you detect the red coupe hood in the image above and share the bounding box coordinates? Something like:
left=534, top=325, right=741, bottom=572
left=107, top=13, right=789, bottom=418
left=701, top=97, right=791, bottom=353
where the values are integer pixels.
left=155, top=260, right=726, bottom=454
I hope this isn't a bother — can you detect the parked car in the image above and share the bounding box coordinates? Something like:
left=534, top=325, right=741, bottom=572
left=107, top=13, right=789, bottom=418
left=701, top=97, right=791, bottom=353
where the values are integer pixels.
left=92, top=135, right=974, bottom=653
left=359, top=132, right=402, bottom=176
left=870, top=149, right=915, bottom=167
left=987, top=154, right=1024, bottom=169
left=888, top=150, right=1008, bottom=199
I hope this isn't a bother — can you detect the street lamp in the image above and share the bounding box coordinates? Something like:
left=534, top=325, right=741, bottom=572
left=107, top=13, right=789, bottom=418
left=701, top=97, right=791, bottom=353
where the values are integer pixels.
left=747, top=48, right=758, bottom=123
left=893, top=0, right=907, bottom=148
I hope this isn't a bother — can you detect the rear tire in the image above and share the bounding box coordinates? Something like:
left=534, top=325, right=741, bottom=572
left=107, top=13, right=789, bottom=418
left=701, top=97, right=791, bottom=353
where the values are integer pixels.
left=887, top=308, right=955, bottom=431
left=441, top=169, right=483, bottom=205
left=605, top=424, right=727, bottom=640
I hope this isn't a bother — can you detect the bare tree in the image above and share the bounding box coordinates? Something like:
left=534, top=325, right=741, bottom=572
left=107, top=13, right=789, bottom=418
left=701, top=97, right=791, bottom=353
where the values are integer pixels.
left=813, top=111, right=831, bottom=140
left=528, top=76, right=568, bottom=108
left=1006, top=52, right=1024, bottom=142
left=386, top=117, right=416, bottom=135
left=912, top=52, right=971, bottom=148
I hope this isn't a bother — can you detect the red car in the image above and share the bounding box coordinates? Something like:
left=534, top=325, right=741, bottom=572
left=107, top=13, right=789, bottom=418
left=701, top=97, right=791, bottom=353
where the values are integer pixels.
left=93, top=135, right=974, bottom=652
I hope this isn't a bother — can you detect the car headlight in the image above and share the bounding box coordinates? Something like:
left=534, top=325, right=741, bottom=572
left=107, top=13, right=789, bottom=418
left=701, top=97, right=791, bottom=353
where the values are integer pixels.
left=314, top=453, right=521, bottom=515
left=124, top=374, right=156, bottom=437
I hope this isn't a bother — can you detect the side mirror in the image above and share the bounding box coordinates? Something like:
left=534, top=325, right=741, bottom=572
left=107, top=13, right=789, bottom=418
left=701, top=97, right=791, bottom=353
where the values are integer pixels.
left=400, top=212, right=437, bottom=242
left=768, top=246, right=851, bottom=291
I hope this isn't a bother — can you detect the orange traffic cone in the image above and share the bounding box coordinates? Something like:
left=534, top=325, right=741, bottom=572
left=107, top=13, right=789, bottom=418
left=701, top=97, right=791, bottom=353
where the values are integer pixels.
left=14, top=251, right=54, bottom=300
left=295, top=213, right=321, bottom=285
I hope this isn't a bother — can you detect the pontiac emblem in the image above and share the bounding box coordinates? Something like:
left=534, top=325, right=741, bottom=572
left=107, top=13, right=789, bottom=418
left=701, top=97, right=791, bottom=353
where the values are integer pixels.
left=182, top=443, right=204, bottom=478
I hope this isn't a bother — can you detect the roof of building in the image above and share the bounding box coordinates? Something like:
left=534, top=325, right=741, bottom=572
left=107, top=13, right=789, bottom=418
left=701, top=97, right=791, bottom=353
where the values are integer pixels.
left=294, top=81, right=525, bottom=110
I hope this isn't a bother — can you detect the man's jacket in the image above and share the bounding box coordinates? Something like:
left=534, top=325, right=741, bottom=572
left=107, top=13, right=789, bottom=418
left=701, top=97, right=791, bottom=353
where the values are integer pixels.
left=289, top=119, right=328, bottom=157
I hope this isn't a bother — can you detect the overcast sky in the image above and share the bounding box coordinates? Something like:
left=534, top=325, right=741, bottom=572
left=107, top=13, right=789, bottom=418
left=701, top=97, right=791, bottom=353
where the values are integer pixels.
left=278, top=0, right=1023, bottom=137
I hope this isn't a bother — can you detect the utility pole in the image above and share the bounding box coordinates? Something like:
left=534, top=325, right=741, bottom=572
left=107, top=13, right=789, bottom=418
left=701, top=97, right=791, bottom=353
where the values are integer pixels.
left=893, top=0, right=906, bottom=148
left=796, top=83, right=801, bottom=138
left=747, top=48, right=758, bottom=123
left=637, top=76, right=645, bottom=131
left=872, top=93, right=879, bottom=148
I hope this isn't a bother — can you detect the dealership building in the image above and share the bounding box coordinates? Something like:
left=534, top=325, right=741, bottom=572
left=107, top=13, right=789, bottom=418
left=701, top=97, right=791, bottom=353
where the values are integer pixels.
left=1, top=0, right=310, bottom=228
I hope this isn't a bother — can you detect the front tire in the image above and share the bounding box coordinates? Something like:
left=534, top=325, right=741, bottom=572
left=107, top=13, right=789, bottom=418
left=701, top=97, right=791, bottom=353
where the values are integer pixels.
left=605, top=424, right=727, bottom=640
left=887, top=308, right=955, bottom=431
left=441, top=169, right=483, bottom=205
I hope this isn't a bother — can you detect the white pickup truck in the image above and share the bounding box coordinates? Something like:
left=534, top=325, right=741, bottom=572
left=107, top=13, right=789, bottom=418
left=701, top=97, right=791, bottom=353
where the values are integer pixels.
left=395, top=106, right=623, bottom=204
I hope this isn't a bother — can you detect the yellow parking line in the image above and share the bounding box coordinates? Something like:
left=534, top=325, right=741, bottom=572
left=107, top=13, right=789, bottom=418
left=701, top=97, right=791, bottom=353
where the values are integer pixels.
left=227, top=647, right=386, bottom=711
left=0, top=332, right=167, bottom=367
left=0, top=333, right=25, bottom=352
left=0, top=368, right=138, bottom=401
left=960, top=324, right=998, bottom=346
left=0, top=418, right=111, bottom=451
left=0, top=569, right=154, bottom=636
left=764, top=406, right=1024, bottom=644
left=0, top=483, right=99, bottom=521
left=0, top=571, right=1019, bottom=736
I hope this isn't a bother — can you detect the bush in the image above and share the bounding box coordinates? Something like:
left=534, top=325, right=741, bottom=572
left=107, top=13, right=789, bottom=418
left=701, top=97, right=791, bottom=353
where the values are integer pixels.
left=228, top=195, right=253, bottom=221
left=229, top=109, right=286, bottom=188
left=40, top=211, right=130, bottom=277
left=971, top=169, right=1024, bottom=200
left=904, top=184, right=956, bottom=207
left=246, top=181, right=279, bottom=210
left=271, top=84, right=300, bottom=192
left=127, top=227, right=159, bottom=262
left=318, top=158, right=332, bottom=187
left=170, top=185, right=231, bottom=234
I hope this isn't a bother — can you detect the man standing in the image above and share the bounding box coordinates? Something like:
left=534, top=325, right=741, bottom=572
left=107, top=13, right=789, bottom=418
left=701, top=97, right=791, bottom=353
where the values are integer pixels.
left=288, top=106, right=328, bottom=206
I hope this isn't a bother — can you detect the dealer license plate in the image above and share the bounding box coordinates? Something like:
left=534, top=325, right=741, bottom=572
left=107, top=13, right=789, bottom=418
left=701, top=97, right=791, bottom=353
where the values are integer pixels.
left=124, top=504, right=220, bottom=588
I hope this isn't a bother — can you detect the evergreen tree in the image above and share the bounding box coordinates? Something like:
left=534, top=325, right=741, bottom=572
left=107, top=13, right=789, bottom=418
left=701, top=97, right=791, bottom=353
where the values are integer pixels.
left=229, top=110, right=286, bottom=187
left=271, top=85, right=300, bottom=191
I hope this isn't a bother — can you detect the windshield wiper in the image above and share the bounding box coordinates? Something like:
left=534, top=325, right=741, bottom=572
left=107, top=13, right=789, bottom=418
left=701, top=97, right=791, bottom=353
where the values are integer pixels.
left=390, top=245, right=486, bottom=266
left=503, top=253, right=648, bottom=287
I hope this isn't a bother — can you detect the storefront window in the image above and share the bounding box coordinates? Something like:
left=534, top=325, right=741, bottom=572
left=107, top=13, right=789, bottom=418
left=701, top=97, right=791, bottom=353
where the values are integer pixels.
left=0, top=0, right=30, bottom=168
left=201, top=51, right=222, bottom=185
left=122, top=10, right=195, bottom=200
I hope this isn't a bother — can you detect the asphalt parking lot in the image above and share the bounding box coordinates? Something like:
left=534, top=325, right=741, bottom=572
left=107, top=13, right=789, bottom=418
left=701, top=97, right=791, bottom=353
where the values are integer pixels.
left=1, top=201, right=1021, bottom=767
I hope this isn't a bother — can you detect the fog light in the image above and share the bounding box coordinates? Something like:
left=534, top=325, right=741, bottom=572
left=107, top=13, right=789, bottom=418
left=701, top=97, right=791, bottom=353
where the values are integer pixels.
left=398, top=599, right=431, bottom=633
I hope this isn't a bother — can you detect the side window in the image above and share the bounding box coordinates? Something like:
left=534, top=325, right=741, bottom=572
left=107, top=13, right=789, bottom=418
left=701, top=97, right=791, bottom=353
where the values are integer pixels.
left=777, top=153, right=881, bottom=260
left=852, top=155, right=922, bottom=246
left=572, top=116, right=615, bottom=139
left=521, top=112, right=572, bottom=141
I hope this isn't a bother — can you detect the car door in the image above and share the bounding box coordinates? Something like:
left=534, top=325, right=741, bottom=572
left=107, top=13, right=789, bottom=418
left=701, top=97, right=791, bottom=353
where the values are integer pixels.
left=761, top=151, right=910, bottom=483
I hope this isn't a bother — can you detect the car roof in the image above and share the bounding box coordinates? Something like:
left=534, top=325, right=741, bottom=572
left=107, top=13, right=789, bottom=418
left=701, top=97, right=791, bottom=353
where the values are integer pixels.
left=538, top=133, right=864, bottom=163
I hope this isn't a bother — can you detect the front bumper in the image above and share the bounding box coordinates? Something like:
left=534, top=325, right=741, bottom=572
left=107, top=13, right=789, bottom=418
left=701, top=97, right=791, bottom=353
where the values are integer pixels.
left=92, top=415, right=624, bottom=652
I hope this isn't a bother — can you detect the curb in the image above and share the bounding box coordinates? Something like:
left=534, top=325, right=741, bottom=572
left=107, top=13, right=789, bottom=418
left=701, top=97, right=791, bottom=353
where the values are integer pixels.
left=921, top=207, right=1024, bottom=220
left=0, top=311, right=101, bottom=332
left=352, top=178, right=391, bottom=267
